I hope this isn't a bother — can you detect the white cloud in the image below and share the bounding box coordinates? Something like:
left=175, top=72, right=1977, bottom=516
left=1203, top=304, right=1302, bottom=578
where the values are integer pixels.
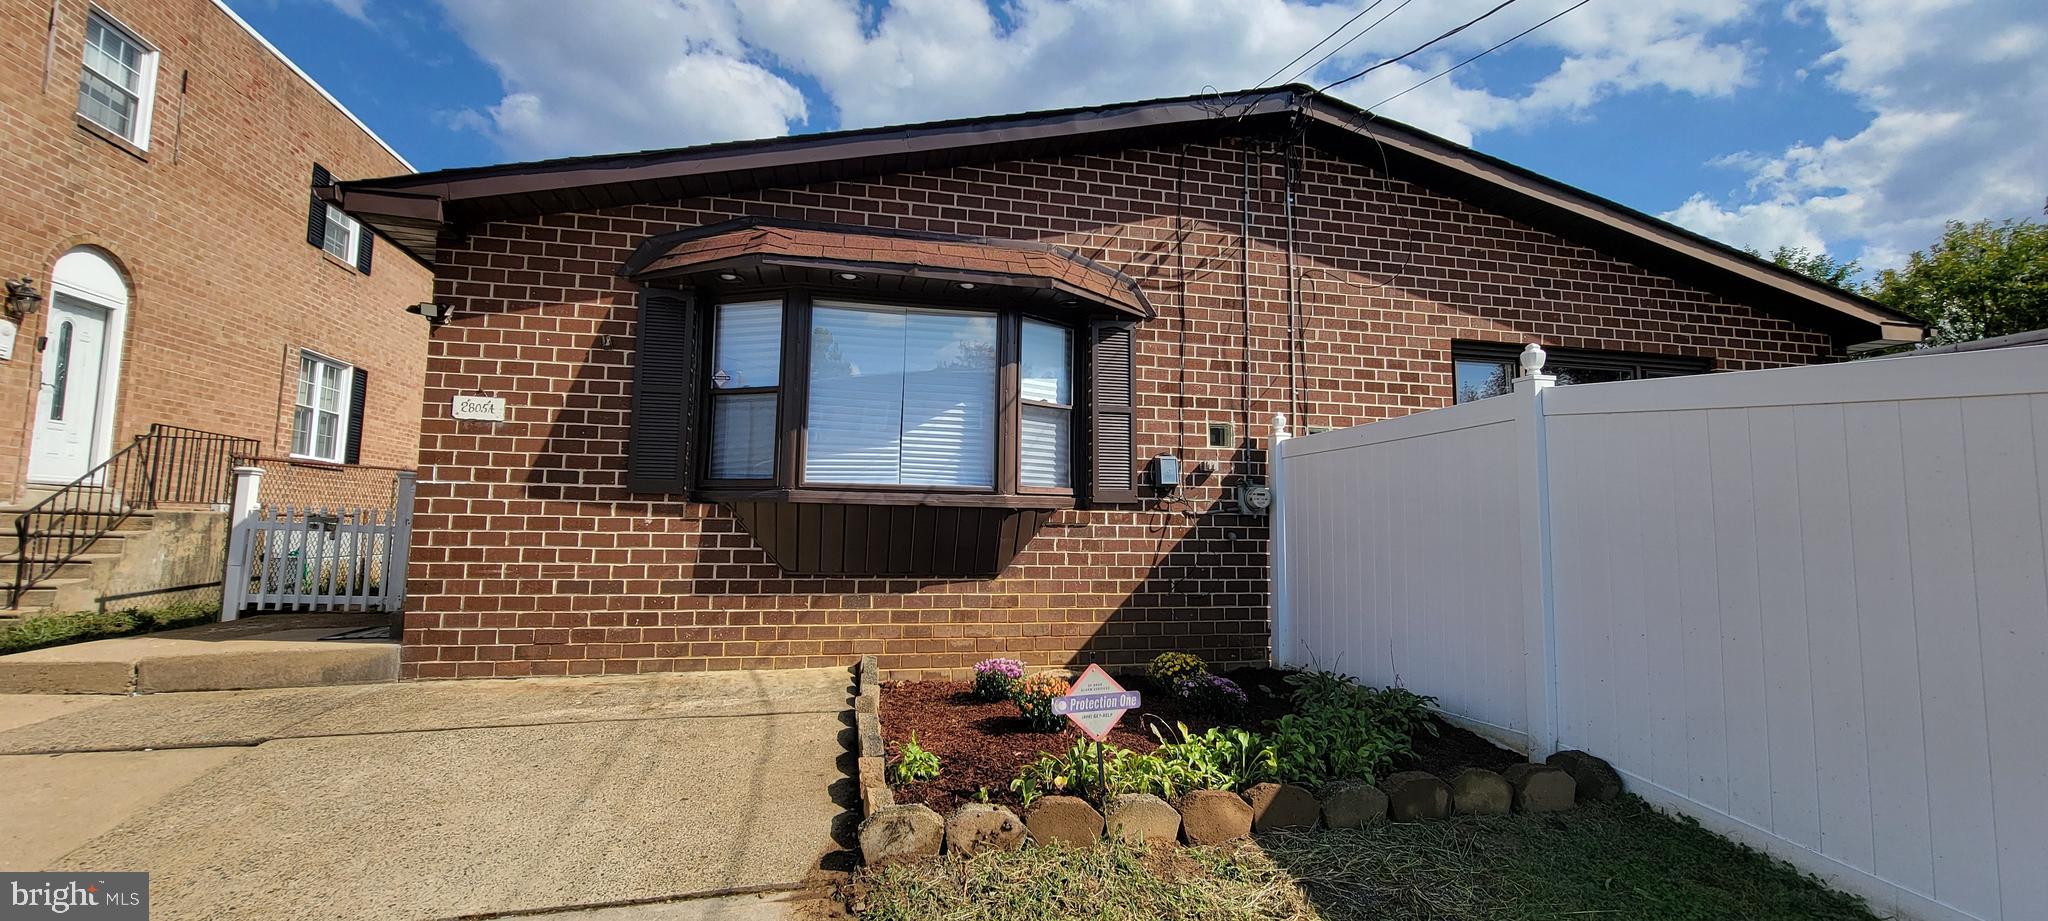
left=435, top=0, right=1768, bottom=154
left=320, top=0, right=373, bottom=24
left=1661, top=0, right=2048, bottom=269
left=437, top=0, right=807, bottom=157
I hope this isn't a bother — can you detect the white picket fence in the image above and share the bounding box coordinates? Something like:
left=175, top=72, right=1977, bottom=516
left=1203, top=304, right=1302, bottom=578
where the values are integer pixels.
left=221, top=466, right=416, bottom=617
left=1271, top=342, right=2048, bottom=921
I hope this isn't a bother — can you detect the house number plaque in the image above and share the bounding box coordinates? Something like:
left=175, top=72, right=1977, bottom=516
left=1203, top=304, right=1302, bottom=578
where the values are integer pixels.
left=451, top=394, right=507, bottom=421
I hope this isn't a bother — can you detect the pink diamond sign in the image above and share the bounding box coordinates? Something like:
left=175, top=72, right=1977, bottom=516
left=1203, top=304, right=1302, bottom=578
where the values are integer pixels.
left=1052, top=664, right=1141, bottom=741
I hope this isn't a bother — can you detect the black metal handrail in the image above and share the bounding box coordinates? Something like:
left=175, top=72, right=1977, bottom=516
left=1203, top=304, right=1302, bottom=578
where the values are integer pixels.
left=9, top=424, right=259, bottom=607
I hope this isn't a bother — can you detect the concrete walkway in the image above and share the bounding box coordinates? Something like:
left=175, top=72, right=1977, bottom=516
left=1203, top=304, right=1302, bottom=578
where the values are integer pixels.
left=0, top=669, right=856, bottom=920
left=0, top=611, right=398, bottom=694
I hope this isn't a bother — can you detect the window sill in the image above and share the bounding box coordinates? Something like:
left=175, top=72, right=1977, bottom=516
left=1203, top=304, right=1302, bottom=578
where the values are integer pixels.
left=700, top=486, right=1073, bottom=510
left=74, top=114, right=149, bottom=162
left=318, top=250, right=362, bottom=274
left=285, top=454, right=347, bottom=469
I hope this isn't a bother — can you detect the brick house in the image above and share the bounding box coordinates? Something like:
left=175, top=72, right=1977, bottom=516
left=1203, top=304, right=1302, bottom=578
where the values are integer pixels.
left=0, top=0, right=433, bottom=612
left=330, top=87, right=1922, bottom=679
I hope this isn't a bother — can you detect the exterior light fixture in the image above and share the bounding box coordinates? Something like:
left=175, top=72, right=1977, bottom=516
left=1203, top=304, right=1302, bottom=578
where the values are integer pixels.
left=956, top=282, right=977, bottom=290
left=717, top=272, right=741, bottom=282
left=4, top=278, right=43, bottom=318
left=407, top=301, right=456, bottom=327
left=836, top=272, right=860, bottom=281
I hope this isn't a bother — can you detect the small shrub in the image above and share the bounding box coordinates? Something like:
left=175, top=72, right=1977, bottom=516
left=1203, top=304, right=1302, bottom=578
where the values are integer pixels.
left=1266, top=669, right=1438, bottom=787
left=1151, top=722, right=1276, bottom=792
left=1145, top=651, right=1208, bottom=688
left=890, top=733, right=942, bottom=785
left=1172, top=673, right=1249, bottom=719
left=1012, top=672, right=1071, bottom=732
left=969, top=656, right=1024, bottom=702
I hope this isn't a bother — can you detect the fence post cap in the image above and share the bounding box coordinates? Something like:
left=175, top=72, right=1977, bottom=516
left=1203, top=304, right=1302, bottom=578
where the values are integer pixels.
left=232, top=465, right=266, bottom=475
left=1273, top=413, right=1290, bottom=439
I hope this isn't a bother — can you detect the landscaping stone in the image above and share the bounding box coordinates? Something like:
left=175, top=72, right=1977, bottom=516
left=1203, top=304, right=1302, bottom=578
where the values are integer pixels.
left=1178, top=790, right=1253, bottom=844
left=1245, top=782, right=1320, bottom=832
left=856, top=709, right=884, bottom=760
left=1547, top=750, right=1624, bottom=802
left=858, top=803, right=944, bottom=867
left=945, top=803, right=1027, bottom=856
left=1449, top=768, right=1512, bottom=816
left=1319, top=780, right=1389, bottom=828
left=1502, top=763, right=1577, bottom=813
left=1104, top=793, right=1180, bottom=846
left=857, top=755, right=893, bottom=814
left=1025, top=796, right=1104, bottom=846
left=1380, top=771, right=1451, bottom=822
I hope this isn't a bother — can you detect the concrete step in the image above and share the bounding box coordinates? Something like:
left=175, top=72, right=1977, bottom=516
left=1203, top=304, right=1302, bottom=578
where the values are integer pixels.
left=0, top=551, right=125, bottom=583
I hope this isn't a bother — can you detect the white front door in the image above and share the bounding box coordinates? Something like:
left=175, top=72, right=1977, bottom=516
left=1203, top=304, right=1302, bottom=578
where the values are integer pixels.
left=28, top=295, right=112, bottom=483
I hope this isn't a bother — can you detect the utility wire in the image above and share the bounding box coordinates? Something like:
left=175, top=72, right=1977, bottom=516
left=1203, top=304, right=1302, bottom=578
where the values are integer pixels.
left=1254, top=1, right=1385, bottom=90
left=1319, top=0, right=1525, bottom=93
left=1367, top=0, right=1592, bottom=110
left=1283, top=0, right=1418, bottom=87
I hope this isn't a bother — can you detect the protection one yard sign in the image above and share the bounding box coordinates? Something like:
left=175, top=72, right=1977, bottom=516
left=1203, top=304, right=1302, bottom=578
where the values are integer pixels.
left=1051, top=664, right=1141, bottom=741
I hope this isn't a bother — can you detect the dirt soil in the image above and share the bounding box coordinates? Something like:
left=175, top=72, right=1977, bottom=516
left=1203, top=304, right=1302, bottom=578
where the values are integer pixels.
left=880, top=667, right=1523, bottom=814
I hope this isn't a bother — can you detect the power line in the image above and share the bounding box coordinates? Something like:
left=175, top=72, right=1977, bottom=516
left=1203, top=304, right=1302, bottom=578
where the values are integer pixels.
left=1319, top=0, right=1526, bottom=93
left=1253, top=1, right=1385, bottom=90
left=1283, top=0, right=1418, bottom=87
left=1367, top=0, right=1592, bottom=110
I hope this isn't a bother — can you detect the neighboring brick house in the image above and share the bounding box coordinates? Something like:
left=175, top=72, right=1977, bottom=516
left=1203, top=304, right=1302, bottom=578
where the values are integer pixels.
left=0, top=0, right=433, bottom=615
left=331, top=87, right=1922, bottom=679
left=0, top=0, right=433, bottom=503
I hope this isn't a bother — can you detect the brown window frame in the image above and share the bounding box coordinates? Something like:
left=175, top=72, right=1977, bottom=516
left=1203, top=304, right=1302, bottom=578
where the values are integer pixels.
left=1451, top=340, right=1713, bottom=403
left=695, top=286, right=1080, bottom=508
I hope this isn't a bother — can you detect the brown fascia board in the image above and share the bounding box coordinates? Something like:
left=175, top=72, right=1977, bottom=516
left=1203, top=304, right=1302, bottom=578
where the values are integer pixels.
left=335, top=85, right=1922, bottom=348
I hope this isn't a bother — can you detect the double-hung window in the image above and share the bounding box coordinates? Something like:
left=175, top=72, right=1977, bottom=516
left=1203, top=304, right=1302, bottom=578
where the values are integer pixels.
left=293, top=353, right=353, bottom=462
left=1018, top=319, right=1073, bottom=488
left=320, top=205, right=361, bottom=263
left=77, top=10, right=156, bottom=147
left=706, top=301, right=782, bottom=479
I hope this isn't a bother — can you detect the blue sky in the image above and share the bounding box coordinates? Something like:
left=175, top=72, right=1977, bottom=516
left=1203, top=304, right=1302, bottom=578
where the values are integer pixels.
left=227, top=0, right=2046, bottom=273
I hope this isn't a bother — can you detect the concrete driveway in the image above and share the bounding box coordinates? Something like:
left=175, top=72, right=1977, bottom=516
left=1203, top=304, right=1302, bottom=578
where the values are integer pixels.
left=0, top=669, right=855, bottom=920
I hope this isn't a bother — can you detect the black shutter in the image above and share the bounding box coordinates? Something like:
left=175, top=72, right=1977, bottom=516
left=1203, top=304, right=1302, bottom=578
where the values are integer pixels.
left=307, top=163, right=331, bottom=249
left=355, top=225, right=374, bottom=274
left=344, top=367, right=368, bottom=465
left=627, top=287, right=700, bottom=493
left=1087, top=319, right=1139, bottom=504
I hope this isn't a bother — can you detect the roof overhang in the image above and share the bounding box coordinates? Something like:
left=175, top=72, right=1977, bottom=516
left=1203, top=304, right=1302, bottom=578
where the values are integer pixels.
left=332, top=85, right=1922, bottom=350
left=621, top=218, right=1153, bottom=319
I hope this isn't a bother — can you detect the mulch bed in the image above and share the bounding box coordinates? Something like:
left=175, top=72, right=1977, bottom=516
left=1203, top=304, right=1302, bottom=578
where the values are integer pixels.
left=881, top=667, right=1523, bottom=815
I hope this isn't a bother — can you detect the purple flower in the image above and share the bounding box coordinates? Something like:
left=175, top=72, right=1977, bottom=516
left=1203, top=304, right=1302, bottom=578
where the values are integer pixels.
left=974, top=657, right=1024, bottom=679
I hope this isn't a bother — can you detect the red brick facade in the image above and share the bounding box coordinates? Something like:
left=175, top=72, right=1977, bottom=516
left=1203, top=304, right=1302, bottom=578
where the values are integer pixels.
left=404, top=139, right=1836, bottom=679
left=0, top=0, right=432, bottom=502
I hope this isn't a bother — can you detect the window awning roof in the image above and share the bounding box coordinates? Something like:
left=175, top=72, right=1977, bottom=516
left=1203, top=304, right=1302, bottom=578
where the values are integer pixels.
left=621, top=218, right=1154, bottom=319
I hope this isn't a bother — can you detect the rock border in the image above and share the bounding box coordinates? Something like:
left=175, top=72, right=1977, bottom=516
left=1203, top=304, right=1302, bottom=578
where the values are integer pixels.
left=855, top=655, right=891, bottom=816
left=850, top=657, right=1626, bottom=865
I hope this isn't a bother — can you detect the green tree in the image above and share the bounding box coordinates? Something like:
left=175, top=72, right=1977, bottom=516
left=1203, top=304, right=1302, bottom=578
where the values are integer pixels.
left=1867, top=219, right=2048, bottom=346
left=1749, top=244, right=1862, bottom=289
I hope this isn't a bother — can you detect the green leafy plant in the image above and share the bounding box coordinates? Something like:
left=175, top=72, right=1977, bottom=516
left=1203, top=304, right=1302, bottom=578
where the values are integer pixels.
left=1012, top=672, right=1071, bottom=732
left=1150, top=722, right=1277, bottom=792
left=1145, top=651, right=1208, bottom=688
left=1010, top=739, right=1195, bottom=800
left=1267, top=669, right=1438, bottom=787
left=889, top=733, right=943, bottom=785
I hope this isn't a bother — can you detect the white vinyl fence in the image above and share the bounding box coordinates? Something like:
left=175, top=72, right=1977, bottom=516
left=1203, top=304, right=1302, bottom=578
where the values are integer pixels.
left=221, top=466, right=416, bottom=617
left=1272, top=343, right=2048, bottom=921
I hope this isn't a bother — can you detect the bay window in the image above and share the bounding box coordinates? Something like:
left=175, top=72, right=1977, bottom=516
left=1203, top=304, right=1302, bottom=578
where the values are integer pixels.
left=696, top=291, right=1073, bottom=499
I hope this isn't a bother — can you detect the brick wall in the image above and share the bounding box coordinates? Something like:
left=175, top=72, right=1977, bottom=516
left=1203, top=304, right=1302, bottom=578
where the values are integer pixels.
left=404, top=139, right=1835, bottom=679
left=0, top=0, right=432, bottom=502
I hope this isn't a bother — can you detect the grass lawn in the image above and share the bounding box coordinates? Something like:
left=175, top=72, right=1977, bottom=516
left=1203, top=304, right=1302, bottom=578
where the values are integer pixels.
left=845, top=798, right=1880, bottom=921
left=0, top=601, right=219, bottom=655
